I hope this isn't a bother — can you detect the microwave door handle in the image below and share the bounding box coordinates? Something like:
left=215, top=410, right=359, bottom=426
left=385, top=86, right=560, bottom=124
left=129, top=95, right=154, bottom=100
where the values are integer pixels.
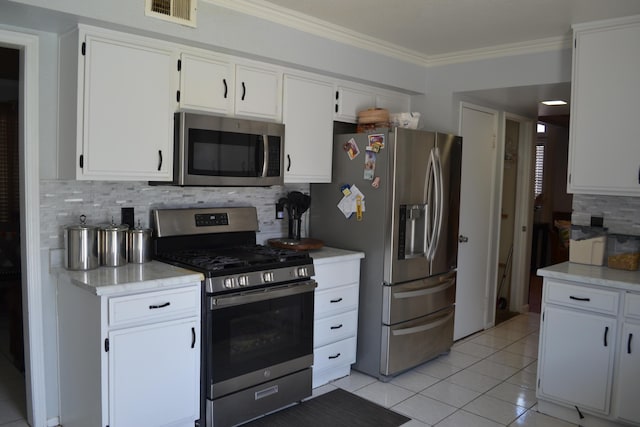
left=261, top=135, right=269, bottom=177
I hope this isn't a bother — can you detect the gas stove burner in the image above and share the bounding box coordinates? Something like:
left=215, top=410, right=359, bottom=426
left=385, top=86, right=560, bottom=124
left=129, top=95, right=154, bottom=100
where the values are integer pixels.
left=242, top=245, right=309, bottom=263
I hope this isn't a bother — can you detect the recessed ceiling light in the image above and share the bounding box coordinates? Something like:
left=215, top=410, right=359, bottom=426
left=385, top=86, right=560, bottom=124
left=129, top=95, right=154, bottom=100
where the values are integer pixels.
left=541, top=100, right=568, bottom=106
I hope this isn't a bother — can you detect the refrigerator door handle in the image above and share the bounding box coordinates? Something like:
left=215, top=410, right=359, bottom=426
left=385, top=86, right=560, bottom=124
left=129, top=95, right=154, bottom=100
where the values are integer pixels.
left=391, top=310, right=454, bottom=336
left=392, top=278, right=456, bottom=299
left=425, top=148, right=443, bottom=260
left=431, top=147, right=444, bottom=259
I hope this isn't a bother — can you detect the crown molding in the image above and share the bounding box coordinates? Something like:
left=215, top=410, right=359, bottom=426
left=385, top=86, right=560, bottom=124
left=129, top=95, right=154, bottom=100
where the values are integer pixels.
left=204, top=0, right=571, bottom=68
left=426, top=35, right=572, bottom=67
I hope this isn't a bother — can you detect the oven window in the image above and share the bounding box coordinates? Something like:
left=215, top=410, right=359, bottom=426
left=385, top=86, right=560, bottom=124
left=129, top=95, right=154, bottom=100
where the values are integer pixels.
left=209, top=290, right=313, bottom=385
left=189, top=129, right=263, bottom=177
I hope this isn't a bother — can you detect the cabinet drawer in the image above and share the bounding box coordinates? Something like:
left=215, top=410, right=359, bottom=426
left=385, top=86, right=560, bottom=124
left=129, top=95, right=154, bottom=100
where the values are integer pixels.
left=624, top=292, right=640, bottom=319
left=315, top=284, right=359, bottom=318
left=314, top=311, right=358, bottom=348
left=313, top=337, right=356, bottom=373
left=109, top=286, right=199, bottom=326
left=313, top=259, right=360, bottom=290
left=545, top=280, right=619, bottom=315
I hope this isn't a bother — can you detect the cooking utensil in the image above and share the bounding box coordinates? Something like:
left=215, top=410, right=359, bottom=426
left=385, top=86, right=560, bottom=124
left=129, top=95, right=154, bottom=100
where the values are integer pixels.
left=64, top=214, right=99, bottom=271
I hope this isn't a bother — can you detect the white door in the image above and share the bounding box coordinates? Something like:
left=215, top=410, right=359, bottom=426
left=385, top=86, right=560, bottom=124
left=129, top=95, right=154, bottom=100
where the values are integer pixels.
left=455, top=103, right=499, bottom=340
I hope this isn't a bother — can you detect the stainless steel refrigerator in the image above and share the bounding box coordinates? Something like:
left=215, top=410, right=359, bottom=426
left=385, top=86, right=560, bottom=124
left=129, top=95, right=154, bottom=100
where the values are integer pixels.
left=310, top=127, right=462, bottom=380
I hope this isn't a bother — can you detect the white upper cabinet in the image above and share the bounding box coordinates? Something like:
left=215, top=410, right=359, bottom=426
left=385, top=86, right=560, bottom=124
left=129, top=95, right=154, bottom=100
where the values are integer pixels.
left=334, top=84, right=411, bottom=123
left=568, top=16, right=640, bottom=196
left=334, top=85, right=376, bottom=123
left=178, top=52, right=234, bottom=115
left=178, top=54, right=282, bottom=121
left=234, top=63, right=282, bottom=121
left=283, top=74, right=334, bottom=183
left=58, top=26, right=176, bottom=181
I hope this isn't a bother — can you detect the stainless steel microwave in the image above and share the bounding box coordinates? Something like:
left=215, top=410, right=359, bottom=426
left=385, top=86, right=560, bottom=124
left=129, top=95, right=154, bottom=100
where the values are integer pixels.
left=163, top=112, right=285, bottom=186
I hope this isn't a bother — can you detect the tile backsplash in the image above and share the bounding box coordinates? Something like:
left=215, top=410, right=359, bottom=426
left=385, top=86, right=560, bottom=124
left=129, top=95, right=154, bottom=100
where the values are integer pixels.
left=40, top=180, right=310, bottom=250
left=572, top=194, right=640, bottom=235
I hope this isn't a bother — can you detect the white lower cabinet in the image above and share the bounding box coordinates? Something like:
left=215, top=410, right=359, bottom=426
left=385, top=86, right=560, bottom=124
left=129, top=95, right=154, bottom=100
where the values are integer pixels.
left=538, top=305, right=615, bottom=413
left=311, top=248, right=364, bottom=388
left=57, top=276, right=201, bottom=427
left=614, top=293, right=640, bottom=424
left=537, top=278, right=640, bottom=426
left=108, top=319, right=199, bottom=427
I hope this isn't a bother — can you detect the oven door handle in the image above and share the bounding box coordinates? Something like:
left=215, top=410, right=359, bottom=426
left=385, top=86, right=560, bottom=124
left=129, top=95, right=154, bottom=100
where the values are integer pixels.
left=210, top=281, right=317, bottom=309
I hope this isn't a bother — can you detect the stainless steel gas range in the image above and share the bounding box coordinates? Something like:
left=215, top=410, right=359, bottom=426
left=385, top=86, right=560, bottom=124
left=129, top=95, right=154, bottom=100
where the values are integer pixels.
left=152, top=207, right=316, bottom=427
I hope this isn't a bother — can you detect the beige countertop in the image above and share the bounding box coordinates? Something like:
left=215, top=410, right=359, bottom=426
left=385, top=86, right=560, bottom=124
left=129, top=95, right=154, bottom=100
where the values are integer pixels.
left=538, top=261, right=640, bottom=292
left=59, top=261, right=204, bottom=296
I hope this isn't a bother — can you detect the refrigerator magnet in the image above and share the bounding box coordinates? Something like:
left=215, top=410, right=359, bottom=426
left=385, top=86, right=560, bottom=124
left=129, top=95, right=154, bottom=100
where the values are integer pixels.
left=343, top=138, right=360, bottom=160
left=340, top=184, right=352, bottom=196
left=363, top=149, right=376, bottom=181
left=371, top=176, right=380, bottom=188
left=368, top=133, right=385, bottom=151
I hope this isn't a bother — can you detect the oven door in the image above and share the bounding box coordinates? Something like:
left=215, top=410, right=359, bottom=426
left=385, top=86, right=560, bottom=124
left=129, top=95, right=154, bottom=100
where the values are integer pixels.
left=207, top=280, right=316, bottom=399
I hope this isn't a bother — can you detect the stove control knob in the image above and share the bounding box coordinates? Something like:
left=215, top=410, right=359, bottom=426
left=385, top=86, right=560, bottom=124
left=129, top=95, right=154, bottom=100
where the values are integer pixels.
left=296, top=267, right=309, bottom=277
left=238, top=275, right=249, bottom=287
left=263, top=272, right=274, bottom=283
left=223, top=278, right=235, bottom=289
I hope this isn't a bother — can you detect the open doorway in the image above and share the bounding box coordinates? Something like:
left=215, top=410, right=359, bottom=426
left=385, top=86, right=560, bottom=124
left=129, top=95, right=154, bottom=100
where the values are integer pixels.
left=528, top=119, right=572, bottom=312
left=495, top=119, right=522, bottom=324
left=0, top=46, right=27, bottom=421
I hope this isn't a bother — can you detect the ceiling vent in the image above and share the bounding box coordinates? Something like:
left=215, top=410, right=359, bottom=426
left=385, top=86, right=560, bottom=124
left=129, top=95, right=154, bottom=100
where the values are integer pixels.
left=146, top=0, right=197, bottom=27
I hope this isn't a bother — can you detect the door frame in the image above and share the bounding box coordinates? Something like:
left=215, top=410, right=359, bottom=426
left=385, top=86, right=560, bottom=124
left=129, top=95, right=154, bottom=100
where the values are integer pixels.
left=0, top=28, right=45, bottom=427
left=502, top=113, right=534, bottom=314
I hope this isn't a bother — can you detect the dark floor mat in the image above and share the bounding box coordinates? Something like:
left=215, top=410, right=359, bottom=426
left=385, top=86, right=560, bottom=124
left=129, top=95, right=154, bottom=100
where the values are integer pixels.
left=242, top=388, right=411, bottom=427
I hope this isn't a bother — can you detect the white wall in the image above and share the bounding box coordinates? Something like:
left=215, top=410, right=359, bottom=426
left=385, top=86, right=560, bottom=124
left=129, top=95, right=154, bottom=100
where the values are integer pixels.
left=416, top=48, right=573, bottom=133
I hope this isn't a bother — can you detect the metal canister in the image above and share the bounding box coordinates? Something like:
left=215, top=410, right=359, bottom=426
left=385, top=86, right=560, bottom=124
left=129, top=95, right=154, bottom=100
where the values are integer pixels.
left=64, top=215, right=99, bottom=271
left=99, top=220, right=129, bottom=267
left=128, top=223, right=152, bottom=264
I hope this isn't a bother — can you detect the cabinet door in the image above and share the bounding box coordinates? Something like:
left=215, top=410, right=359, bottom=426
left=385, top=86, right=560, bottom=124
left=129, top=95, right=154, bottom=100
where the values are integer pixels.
left=538, top=305, right=615, bottom=413
left=568, top=21, right=640, bottom=196
left=283, top=74, right=334, bottom=183
left=108, top=318, right=199, bottom=427
left=82, top=34, right=175, bottom=180
left=235, top=64, right=282, bottom=120
left=334, top=86, right=376, bottom=123
left=179, top=52, right=233, bottom=114
left=614, top=321, right=640, bottom=423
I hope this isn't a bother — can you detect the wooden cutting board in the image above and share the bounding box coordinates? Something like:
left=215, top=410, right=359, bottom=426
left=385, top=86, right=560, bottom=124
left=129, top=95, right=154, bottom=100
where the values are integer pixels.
left=267, top=238, right=324, bottom=251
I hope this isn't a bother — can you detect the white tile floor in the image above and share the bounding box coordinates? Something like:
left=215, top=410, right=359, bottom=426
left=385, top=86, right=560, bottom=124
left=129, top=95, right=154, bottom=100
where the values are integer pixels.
left=312, top=312, right=579, bottom=427
left=0, top=312, right=579, bottom=427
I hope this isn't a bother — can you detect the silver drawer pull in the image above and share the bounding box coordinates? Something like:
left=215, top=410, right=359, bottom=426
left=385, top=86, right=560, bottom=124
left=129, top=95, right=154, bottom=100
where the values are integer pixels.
left=149, top=302, right=171, bottom=309
left=255, top=385, right=278, bottom=400
left=392, top=311, right=454, bottom=336
left=394, top=279, right=455, bottom=299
